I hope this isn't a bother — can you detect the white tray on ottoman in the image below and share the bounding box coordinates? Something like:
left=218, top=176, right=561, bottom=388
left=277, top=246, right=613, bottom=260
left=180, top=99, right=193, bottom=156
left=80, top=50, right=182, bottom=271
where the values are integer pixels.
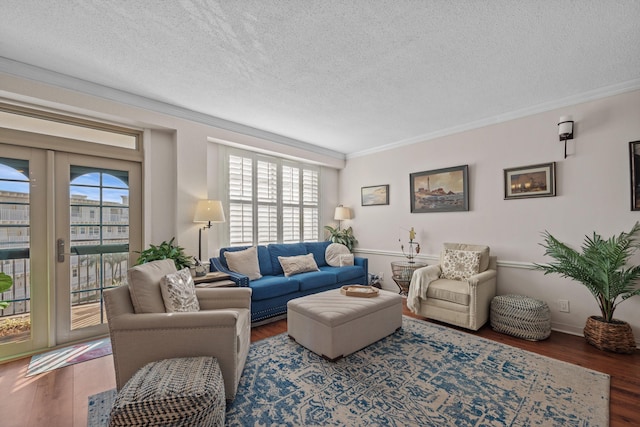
left=287, top=287, right=403, bottom=361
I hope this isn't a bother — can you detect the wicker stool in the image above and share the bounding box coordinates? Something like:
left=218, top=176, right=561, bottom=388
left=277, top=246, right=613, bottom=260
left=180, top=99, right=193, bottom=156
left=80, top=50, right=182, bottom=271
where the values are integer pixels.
left=109, top=357, right=225, bottom=427
left=490, top=294, right=551, bottom=341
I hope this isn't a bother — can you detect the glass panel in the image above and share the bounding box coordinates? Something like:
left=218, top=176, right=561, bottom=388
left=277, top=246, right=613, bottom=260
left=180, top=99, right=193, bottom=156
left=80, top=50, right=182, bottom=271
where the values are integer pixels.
left=69, top=169, right=130, bottom=331
left=0, top=158, right=31, bottom=344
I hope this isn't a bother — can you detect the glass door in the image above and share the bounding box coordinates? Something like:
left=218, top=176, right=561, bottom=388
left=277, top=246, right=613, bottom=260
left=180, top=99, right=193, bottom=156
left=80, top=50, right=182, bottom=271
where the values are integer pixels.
left=54, top=153, right=141, bottom=344
left=0, top=144, right=48, bottom=358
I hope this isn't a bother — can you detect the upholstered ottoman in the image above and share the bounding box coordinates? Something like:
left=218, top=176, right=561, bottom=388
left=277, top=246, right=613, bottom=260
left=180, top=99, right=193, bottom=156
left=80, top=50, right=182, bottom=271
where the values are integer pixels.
left=287, top=288, right=403, bottom=361
left=490, top=294, right=551, bottom=341
left=108, top=357, right=225, bottom=427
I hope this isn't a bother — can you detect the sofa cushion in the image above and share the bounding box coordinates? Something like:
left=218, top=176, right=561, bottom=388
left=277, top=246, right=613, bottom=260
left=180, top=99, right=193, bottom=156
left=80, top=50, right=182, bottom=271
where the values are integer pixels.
left=296, top=270, right=338, bottom=291
left=268, top=243, right=307, bottom=275
left=427, top=278, right=471, bottom=306
left=127, top=259, right=177, bottom=313
left=325, top=243, right=351, bottom=267
left=441, top=249, right=481, bottom=280
left=304, top=241, right=331, bottom=267
left=442, top=243, right=490, bottom=272
left=320, top=265, right=364, bottom=283
left=160, top=267, right=200, bottom=312
left=249, top=276, right=300, bottom=301
left=224, top=246, right=262, bottom=280
left=278, top=253, right=320, bottom=277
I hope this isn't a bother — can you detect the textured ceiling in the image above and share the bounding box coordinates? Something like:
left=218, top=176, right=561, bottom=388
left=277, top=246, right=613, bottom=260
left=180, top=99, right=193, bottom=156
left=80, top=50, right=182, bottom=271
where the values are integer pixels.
left=1, top=1, right=639, bottom=157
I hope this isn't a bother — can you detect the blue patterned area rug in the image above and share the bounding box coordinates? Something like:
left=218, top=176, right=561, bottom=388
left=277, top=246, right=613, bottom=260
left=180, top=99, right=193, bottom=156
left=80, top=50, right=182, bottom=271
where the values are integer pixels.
left=88, top=317, right=609, bottom=426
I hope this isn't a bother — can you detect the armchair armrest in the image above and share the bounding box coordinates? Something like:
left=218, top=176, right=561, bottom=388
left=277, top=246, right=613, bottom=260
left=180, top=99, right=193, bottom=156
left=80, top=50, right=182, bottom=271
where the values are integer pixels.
left=209, top=257, right=250, bottom=287
left=196, top=287, right=252, bottom=310
left=466, top=269, right=497, bottom=287
left=109, top=310, right=242, bottom=330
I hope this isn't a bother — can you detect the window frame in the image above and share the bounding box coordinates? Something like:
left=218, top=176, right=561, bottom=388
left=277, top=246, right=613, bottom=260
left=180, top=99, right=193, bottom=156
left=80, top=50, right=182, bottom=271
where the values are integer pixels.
left=224, top=148, right=320, bottom=247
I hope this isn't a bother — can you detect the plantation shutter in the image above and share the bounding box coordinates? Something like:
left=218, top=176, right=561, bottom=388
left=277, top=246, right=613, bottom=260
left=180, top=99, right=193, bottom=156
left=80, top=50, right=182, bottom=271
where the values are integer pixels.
left=226, top=149, right=320, bottom=246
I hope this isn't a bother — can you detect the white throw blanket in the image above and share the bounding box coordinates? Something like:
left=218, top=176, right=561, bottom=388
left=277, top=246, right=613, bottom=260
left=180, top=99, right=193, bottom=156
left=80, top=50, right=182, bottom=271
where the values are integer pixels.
left=407, top=265, right=441, bottom=313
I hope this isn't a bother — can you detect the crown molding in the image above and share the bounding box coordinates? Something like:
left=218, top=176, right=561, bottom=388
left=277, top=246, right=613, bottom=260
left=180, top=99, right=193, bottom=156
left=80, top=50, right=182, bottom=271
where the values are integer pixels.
left=0, top=57, right=346, bottom=161
left=348, top=79, right=640, bottom=159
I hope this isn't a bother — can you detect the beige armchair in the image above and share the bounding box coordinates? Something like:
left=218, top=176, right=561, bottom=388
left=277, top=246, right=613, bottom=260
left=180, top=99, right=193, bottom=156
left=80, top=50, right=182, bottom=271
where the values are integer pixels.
left=407, top=243, right=497, bottom=331
left=103, top=259, right=252, bottom=401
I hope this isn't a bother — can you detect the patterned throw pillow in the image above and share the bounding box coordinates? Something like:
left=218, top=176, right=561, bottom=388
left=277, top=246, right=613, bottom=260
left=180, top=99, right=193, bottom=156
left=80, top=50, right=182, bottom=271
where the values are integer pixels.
left=160, top=267, right=200, bottom=312
left=441, top=249, right=481, bottom=280
left=278, top=253, right=320, bottom=277
left=325, top=243, right=351, bottom=267
left=339, top=253, right=354, bottom=266
left=224, top=246, right=262, bottom=280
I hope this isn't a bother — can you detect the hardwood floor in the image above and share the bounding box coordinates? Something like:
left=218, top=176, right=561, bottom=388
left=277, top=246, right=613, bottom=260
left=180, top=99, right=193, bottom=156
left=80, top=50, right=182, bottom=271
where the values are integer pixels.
left=1, top=303, right=638, bottom=427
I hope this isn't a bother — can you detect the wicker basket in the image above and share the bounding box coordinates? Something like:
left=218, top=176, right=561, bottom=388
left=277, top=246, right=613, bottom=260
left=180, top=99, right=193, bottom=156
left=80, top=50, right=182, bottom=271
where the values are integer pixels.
left=490, top=295, right=551, bottom=341
left=583, top=316, right=636, bottom=354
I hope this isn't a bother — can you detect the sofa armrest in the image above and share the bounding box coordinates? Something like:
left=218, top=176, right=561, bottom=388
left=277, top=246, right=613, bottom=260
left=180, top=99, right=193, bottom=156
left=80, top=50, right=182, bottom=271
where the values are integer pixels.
left=196, top=287, right=252, bottom=310
left=209, top=257, right=250, bottom=287
left=355, top=257, right=368, bottom=282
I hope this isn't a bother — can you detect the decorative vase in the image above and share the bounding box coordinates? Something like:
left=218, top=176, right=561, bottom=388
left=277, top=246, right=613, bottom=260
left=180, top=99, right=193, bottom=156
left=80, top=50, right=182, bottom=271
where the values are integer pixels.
left=583, top=316, right=636, bottom=354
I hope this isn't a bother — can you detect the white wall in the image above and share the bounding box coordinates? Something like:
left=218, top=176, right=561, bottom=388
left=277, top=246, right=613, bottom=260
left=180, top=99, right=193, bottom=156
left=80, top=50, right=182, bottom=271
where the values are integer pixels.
left=342, top=89, right=640, bottom=343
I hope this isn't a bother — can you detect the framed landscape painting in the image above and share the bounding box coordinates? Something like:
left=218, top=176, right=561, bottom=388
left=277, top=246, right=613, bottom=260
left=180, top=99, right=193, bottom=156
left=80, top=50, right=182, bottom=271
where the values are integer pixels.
left=361, top=184, right=389, bottom=206
left=504, top=162, right=556, bottom=199
left=630, top=140, right=640, bottom=210
left=410, top=165, right=469, bottom=213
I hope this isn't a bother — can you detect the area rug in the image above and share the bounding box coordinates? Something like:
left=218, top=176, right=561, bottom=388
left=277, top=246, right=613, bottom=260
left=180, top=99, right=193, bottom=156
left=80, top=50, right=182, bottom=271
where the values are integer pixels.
left=88, top=317, right=609, bottom=426
left=27, top=337, right=111, bottom=377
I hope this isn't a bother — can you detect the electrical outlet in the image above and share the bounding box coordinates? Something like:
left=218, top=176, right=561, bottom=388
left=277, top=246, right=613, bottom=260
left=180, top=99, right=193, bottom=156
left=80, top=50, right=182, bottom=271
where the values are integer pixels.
left=558, top=299, right=570, bottom=313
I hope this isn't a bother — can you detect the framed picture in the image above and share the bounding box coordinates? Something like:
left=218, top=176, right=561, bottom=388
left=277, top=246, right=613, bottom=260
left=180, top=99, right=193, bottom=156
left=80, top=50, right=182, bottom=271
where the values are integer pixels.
left=630, top=141, right=640, bottom=210
left=504, top=162, right=556, bottom=199
left=410, top=165, right=469, bottom=213
left=361, top=184, right=389, bottom=206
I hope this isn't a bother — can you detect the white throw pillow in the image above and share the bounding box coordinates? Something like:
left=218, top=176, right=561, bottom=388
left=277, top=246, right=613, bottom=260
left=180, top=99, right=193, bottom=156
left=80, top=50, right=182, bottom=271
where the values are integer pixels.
left=278, top=253, right=320, bottom=277
left=339, top=253, right=354, bottom=266
left=441, top=249, right=481, bottom=280
left=325, top=243, right=351, bottom=267
left=160, top=267, right=200, bottom=312
left=224, top=246, right=262, bottom=280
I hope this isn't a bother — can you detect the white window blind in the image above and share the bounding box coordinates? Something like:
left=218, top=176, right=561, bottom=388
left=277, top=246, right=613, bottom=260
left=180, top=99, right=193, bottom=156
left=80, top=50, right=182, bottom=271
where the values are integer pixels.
left=227, top=151, right=319, bottom=246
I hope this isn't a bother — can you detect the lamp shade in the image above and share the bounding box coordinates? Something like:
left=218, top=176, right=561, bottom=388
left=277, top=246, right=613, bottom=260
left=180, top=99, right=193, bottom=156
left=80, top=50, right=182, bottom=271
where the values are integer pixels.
left=194, top=200, right=225, bottom=223
left=334, top=206, right=352, bottom=221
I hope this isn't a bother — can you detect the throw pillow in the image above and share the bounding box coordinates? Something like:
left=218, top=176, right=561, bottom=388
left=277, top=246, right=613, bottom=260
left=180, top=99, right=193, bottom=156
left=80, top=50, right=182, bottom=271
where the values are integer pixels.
left=441, top=249, right=481, bottom=281
left=160, top=267, right=200, bottom=313
left=224, top=246, right=262, bottom=280
left=278, top=253, right=320, bottom=277
left=339, top=253, right=354, bottom=266
left=325, top=243, right=351, bottom=267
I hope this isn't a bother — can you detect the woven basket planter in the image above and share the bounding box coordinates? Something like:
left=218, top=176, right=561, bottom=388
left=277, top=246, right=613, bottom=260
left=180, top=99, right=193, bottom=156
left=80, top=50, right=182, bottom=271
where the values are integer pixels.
left=583, top=316, right=636, bottom=354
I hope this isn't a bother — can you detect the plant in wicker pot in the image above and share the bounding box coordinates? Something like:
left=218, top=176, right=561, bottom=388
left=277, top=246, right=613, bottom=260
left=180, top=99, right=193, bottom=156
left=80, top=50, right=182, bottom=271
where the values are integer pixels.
left=534, top=222, right=640, bottom=354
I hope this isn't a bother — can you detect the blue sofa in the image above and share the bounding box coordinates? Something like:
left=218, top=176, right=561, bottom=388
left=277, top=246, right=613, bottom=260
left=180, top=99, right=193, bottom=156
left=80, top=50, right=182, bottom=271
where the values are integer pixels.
left=210, top=241, right=368, bottom=323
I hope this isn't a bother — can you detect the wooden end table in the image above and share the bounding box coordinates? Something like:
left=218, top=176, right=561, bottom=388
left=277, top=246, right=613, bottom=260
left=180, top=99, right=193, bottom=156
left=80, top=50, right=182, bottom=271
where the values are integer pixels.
left=193, top=271, right=235, bottom=288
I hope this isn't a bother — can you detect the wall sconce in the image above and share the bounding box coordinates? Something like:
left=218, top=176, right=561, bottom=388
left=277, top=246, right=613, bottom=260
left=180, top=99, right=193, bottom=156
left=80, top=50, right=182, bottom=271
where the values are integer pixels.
left=334, top=205, right=352, bottom=230
left=193, top=199, right=225, bottom=262
left=558, top=115, right=574, bottom=159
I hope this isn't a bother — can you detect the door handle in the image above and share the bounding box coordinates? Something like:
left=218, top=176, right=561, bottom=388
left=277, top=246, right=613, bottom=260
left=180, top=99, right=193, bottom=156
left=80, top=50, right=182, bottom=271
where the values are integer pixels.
left=57, top=238, right=65, bottom=262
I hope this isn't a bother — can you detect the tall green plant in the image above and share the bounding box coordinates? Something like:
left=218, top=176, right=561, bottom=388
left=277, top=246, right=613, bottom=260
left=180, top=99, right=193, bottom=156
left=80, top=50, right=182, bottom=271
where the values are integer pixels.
left=135, top=237, right=193, bottom=270
left=534, top=222, right=640, bottom=322
left=324, top=225, right=357, bottom=252
left=0, top=272, right=13, bottom=309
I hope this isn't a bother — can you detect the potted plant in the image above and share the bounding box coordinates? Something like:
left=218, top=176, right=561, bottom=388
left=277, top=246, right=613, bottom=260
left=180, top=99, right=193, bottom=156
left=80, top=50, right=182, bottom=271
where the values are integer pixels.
left=135, top=237, right=193, bottom=270
left=324, top=225, right=357, bottom=252
left=0, top=272, right=13, bottom=309
left=534, top=222, right=640, bottom=353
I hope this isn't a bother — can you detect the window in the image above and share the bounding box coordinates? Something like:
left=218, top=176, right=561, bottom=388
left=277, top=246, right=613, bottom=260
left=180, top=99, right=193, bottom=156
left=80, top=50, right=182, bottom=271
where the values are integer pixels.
left=227, top=150, right=319, bottom=246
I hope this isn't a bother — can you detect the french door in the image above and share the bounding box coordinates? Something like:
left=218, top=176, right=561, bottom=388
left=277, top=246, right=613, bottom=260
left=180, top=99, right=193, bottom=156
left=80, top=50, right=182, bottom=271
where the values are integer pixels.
left=0, top=138, right=141, bottom=358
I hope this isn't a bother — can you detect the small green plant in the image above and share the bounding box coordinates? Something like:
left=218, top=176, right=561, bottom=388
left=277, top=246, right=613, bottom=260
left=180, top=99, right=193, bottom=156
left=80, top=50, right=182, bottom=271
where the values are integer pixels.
left=0, top=272, right=13, bottom=310
left=324, top=225, right=357, bottom=252
left=135, top=237, right=193, bottom=270
left=534, top=222, right=640, bottom=323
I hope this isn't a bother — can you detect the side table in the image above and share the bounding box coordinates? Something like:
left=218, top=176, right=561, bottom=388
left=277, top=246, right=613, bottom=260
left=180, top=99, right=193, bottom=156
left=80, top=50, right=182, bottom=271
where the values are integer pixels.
left=193, top=271, right=235, bottom=288
left=391, top=261, right=427, bottom=295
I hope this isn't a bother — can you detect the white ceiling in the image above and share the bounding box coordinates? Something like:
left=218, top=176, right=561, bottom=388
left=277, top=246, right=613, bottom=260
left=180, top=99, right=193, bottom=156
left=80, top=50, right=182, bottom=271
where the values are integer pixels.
left=1, top=1, right=640, bottom=157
